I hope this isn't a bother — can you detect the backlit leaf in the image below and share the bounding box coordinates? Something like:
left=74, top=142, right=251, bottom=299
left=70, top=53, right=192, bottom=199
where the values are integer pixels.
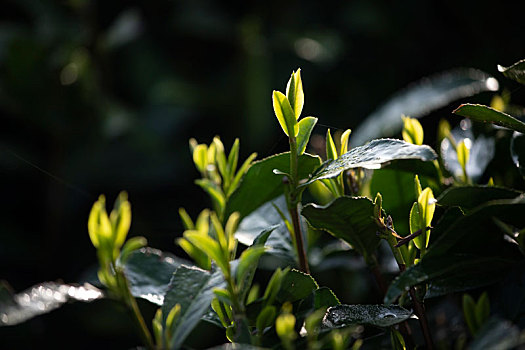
left=453, top=104, right=525, bottom=133
left=351, top=69, right=498, bottom=146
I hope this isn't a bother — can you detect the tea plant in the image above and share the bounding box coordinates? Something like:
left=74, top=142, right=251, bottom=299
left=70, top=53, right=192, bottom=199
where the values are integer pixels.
left=2, top=59, right=525, bottom=349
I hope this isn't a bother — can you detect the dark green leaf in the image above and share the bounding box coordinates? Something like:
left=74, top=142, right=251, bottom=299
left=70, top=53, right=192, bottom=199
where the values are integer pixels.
left=303, top=139, right=437, bottom=186
left=498, top=58, right=525, bottom=85
left=511, top=131, right=525, bottom=178
left=437, top=186, right=522, bottom=212
left=276, top=269, right=318, bottom=304
left=163, top=265, right=226, bottom=350
left=123, top=247, right=188, bottom=305
left=452, top=104, right=525, bottom=133
left=385, top=197, right=525, bottom=304
left=322, top=304, right=412, bottom=328
left=383, top=158, right=440, bottom=179
left=302, top=197, right=380, bottom=264
left=469, top=317, right=521, bottom=350
left=351, top=69, right=498, bottom=146
left=297, top=287, right=340, bottom=318
left=0, top=280, right=103, bottom=326
left=226, top=152, right=321, bottom=218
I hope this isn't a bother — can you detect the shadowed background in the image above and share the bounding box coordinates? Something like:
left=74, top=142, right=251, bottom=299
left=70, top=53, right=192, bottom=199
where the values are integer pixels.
left=1, top=0, right=524, bottom=348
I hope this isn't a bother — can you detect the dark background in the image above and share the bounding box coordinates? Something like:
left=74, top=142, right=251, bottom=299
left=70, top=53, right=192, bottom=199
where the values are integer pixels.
left=1, top=0, right=524, bottom=348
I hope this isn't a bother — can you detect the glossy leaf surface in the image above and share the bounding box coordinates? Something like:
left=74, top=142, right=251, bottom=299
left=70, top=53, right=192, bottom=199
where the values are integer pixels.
left=162, top=265, right=225, bottom=350
left=302, top=197, right=380, bottom=264
left=303, top=139, right=437, bottom=186
left=322, top=304, right=412, bottom=328
left=351, top=69, right=498, bottom=146
left=0, top=281, right=102, bottom=326
left=123, top=247, right=188, bottom=305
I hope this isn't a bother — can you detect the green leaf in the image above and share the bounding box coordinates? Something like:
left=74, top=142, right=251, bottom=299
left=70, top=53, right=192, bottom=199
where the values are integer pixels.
left=262, top=268, right=288, bottom=307
left=303, top=139, right=437, bottom=186
left=384, top=197, right=525, bottom=304
left=192, top=144, right=208, bottom=173
left=236, top=246, right=266, bottom=287
left=463, top=294, right=478, bottom=335
left=475, top=292, right=490, bottom=328
left=302, top=197, right=380, bottom=264
left=256, top=305, right=277, bottom=333
left=213, top=137, right=228, bottom=180
left=469, top=317, right=521, bottom=350
left=409, top=202, right=421, bottom=236
left=118, top=236, right=147, bottom=264
left=414, top=188, right=435, bottom=249
left=286, top=69, right=304, bottom=120
left=437, top=185, right=522, bottom=212
left=456, top=139, right=470, bottom=176
left=162, top=265, right=226, bottom=350
left=123, top=247, right=188, bottom=305
left=326, top=129, right=338, bottom=160
left=179, top=208, right=194, bottom=230
left=226, top=152, right=321, bottom=218
left=273, top=90, right=297, bottom=137
left=452, top=104, right=525, bottom=133
left=401, top=116, right=424, bottom=145
left=498, top=58, right=525, bottom=85
left=351, top=69, right=499, bottom=146
left=195, top=179, right=226, bottom=213
left=276, top=269, right=319, bottom=303
left=227, top=152, right=257, bottom=198
left=227, top=138, right=240, bottom=178
left=340, top=129, right=351, bottom=156
left=0, top=280, right=103, bottom=326
left=184, top=233, right=229, bottom=275
left=511, top=131, right=525, bottom=178
left=322, top=304, right=412, bottom=328
left=296, top=117, right=318, bottom=155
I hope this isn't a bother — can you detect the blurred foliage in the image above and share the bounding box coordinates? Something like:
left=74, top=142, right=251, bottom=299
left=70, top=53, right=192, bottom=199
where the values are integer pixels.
left=1, top=0, right=524, bottom=347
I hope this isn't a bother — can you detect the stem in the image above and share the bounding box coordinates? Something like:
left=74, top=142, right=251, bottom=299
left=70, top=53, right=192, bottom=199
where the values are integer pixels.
left=117, top=272, right=155, bottom=350
left=290, top=204, right=310, bottom=274
left=384, top=236, right=433, bottom=349
left=408, top=287, right=434, bottom=350
left=287, top=136, right=310, bottom=274
left=289, top=137, right=299, bottom=188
